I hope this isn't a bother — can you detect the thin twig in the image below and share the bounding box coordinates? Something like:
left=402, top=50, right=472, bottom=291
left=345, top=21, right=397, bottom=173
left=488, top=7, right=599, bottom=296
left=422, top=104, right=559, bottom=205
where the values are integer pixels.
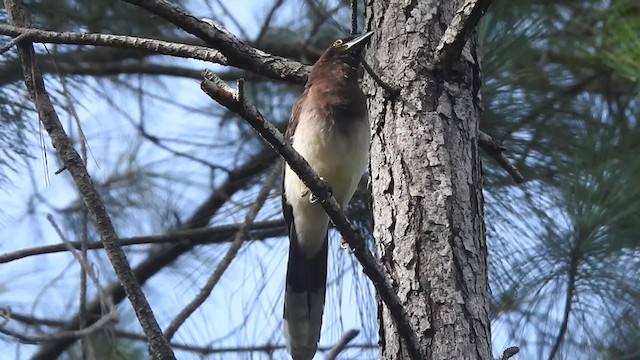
left=362, top=59, right=400, bottom=98
left=7, top=310, right=378, bottom=355
left=163, top=163, right=282, bottom=340
left=432, top=0, right=493, bottom=68
left=3, top=1, right=175, bottom=358
left=0, top=29, right=32, bottom=54
left=121, top=0, right=310, bottom=83
left=478, top=130, right=524, bottom=184
left=0, top=24, right=227, bottom=65
left=0, top=312, right=117, bottom=345
left=46, top=214, right=115, bottom=311
left=0, top=220, right=285, bottom=264
left=254, top=0, right=285, bottom=45
left=496, top=346, right=520, bottom=360
left=200, top=69, right=425, bottom=360
left=325, top=329, right=359, bottom=360
left=49, top=51, right=95, bottom=358
left=350, top=0, right=358, bottom=35
left=212, top=0, right=250, bottom=40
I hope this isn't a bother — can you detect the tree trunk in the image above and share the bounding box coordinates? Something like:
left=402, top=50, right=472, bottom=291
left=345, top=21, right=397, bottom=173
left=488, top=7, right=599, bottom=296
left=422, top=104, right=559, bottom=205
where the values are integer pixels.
left=363, top=1, right=492, bottom=359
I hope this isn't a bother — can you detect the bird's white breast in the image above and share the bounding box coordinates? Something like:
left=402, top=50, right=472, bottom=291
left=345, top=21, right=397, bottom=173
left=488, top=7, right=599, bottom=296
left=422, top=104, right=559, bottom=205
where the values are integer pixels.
left=284, top=108, right=370, bottom=255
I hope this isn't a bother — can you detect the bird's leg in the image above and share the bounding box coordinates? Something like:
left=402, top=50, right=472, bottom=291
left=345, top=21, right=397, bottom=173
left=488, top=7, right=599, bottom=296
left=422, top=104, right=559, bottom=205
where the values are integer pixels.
left=299, top=177, right=322, bottom=199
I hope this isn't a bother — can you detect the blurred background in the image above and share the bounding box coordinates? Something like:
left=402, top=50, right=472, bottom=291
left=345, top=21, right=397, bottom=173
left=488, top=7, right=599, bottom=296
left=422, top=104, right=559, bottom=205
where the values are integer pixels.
left=0, top=0, right=638, bottom=359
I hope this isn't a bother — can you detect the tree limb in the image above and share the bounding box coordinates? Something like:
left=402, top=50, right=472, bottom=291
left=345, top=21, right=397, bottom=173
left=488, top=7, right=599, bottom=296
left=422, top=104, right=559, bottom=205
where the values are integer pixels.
left=3, top=0, right=175, bottom=358
left=0, top=24, right=227, bottom=64
left=120, top=0, right=311, bottom=83
left=200, top=70, right=425, bottom=360
left=478, top=130, right=525, bottom=183
left=7, top=310, right=378, bottom=355
left=432, top=0, right=493, bottom=68
left=0, top=220, right=285, bottom=264
left=324, top=329, right=360, bottom=360
left=0, top=309, right=117, bottom=345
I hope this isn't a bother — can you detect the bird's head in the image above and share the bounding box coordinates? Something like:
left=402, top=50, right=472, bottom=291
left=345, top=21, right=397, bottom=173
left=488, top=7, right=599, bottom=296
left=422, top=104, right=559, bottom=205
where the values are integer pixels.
left=308, top=31, right=374, bottom=83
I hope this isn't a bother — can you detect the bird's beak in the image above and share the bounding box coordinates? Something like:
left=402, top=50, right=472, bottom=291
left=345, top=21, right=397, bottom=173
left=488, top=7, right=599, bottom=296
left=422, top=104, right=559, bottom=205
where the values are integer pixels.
left=344, top=31, right=374, bottom=51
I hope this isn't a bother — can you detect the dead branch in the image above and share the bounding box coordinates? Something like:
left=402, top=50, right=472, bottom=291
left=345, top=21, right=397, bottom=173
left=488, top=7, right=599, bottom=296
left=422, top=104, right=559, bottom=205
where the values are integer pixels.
left=121, top=0, right=311, bottom=83
left=0, top=220, right=284, bottom=264
left=432, top=0, right=493, bottom=68
left=478, top=130, right=525, bottom=183
left=0, top=24, right=227, bottom=64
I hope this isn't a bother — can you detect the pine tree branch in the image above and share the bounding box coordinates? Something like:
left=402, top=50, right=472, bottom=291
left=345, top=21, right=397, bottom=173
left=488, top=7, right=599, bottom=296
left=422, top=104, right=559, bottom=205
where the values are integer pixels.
left=478, top=130, right=525, bottom=183
left=0, top=310, right=117, bottom=345
left=201, top=69, right=425, bottom=360
left=3, top=0, right=176, bottom=359
left=6, top=310, right=378, bottom=355
left=432, top=0, right=493, bottom=68
left=496, top=346, right=520, bottom=360
left=120, top=0, right=311, bottom=83
left=325, top=329, right=360, bottom=360
left=0, top=220, right=285, bottom=264
left=0, top=24, right=227, bottom=64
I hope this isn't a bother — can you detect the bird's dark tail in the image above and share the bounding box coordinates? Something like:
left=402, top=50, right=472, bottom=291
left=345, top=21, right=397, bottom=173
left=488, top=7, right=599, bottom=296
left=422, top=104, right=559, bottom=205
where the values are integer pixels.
left=283, top=226, right=328, bottom=360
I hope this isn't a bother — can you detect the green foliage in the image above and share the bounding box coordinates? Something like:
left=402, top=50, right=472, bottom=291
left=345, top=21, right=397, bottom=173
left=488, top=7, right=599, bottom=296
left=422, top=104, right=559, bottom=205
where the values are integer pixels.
left=599, top=0, right=640, bottom=81
left=481, top=0, right=640, bottom=358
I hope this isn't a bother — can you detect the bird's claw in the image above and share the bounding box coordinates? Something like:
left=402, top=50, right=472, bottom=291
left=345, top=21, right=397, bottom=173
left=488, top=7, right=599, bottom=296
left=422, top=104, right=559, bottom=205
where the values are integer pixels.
left=340, top=238, right=355, bottom=253
left=306, top=177, right=332, bottom=204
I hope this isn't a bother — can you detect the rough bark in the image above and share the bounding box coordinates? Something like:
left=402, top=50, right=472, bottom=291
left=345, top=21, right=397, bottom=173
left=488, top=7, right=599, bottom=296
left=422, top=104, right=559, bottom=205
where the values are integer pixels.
left=363, top=1, right=492, bottom=359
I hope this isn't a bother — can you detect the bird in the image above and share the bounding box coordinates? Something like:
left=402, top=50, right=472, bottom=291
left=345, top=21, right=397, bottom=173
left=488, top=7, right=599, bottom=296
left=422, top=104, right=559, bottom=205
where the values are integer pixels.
left=282, top=31, right=373, bottom=360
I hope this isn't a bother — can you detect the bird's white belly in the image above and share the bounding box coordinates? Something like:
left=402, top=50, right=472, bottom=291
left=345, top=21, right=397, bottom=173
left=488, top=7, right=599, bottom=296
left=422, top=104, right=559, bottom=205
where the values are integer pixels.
left=284, top=110, right=370, bottom=255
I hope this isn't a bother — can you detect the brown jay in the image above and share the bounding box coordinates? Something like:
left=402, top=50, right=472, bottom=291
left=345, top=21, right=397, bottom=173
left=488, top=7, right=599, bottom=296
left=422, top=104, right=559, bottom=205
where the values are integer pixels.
left=282, top=31, right=373, bottom=360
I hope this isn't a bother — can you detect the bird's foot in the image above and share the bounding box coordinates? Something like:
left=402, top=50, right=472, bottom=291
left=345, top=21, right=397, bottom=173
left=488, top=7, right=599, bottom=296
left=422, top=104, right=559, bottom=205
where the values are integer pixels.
left=308, top=177, right=332, bottom=204
left=340, top=237, right=356, bottom=253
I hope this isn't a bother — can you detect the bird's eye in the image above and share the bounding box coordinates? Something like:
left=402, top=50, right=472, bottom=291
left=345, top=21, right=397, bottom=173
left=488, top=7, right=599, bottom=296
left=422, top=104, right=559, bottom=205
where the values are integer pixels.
left=332, top=39, right=344, bottom=47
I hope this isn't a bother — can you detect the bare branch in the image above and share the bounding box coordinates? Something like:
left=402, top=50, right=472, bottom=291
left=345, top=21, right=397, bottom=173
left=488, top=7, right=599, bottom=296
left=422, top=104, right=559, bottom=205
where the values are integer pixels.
left=0, top=28, right=33, bottom=54
left=478, top=130, right=525, bottom=184
left=3, top=1, right=176, bottom=358
left=0, top=220, right=284, bottom=264
left=8, top=310, right=378, bottom=355
left=46, top=214, right=115, bottom=313
left=255, top=0, right=286, bottom=45
left=432, top=0, right=492, bottom=68
left=0, top=309, right=117, bottom=345
left=200, top=70, right=425, bottom=360
left=0, top=24, right=227, bottom=64
left=120, top=0, right=311, bottom=83
left=324, top=329, right=360, bottom=360
left=350, top=0, right=358, bottom=35
left=496, top=346, right=520, bottom=360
